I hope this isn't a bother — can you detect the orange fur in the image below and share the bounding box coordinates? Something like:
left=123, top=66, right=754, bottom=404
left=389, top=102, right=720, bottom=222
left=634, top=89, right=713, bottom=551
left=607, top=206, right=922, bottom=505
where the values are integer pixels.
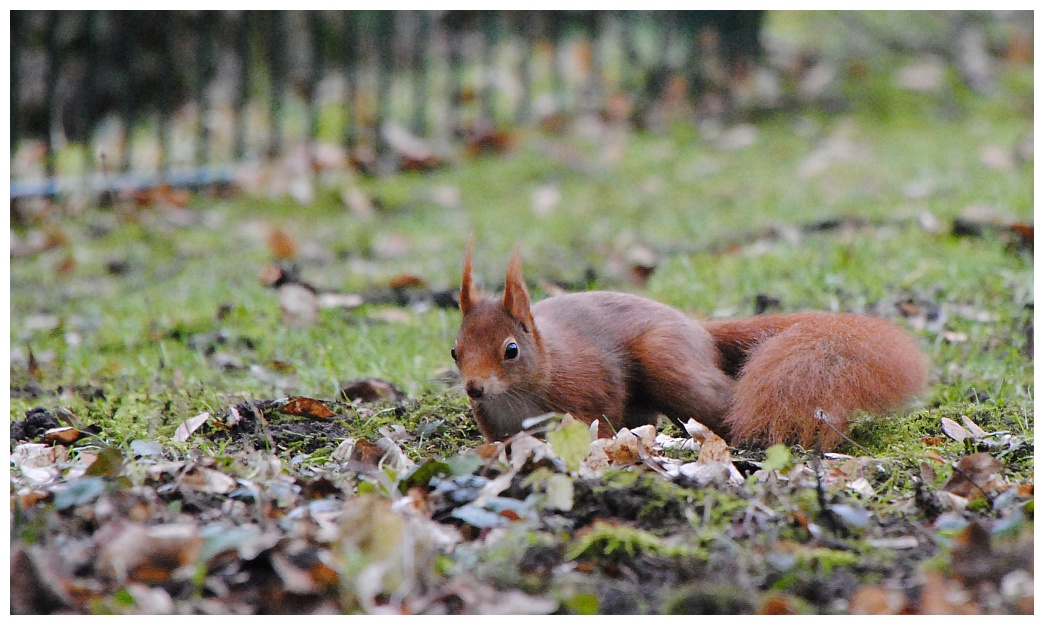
left=454, top=249, right=928, bottom=450
left=707, top=313, right=928, bottom=449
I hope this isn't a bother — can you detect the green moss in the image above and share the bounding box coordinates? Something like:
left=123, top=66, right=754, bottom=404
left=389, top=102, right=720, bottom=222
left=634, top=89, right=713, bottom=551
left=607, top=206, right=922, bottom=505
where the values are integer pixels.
left=566, top=520, right=706, bottom=562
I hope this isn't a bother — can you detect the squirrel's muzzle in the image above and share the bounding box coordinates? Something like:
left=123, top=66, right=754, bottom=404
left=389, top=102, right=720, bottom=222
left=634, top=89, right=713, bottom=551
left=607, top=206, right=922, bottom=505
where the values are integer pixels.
left=465, top=381, right=485, bottom=399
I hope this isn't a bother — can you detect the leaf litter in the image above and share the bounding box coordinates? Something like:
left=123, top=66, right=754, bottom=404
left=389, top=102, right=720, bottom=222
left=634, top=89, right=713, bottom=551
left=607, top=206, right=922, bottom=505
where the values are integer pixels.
left=10, top=398, right=1034, bottom=614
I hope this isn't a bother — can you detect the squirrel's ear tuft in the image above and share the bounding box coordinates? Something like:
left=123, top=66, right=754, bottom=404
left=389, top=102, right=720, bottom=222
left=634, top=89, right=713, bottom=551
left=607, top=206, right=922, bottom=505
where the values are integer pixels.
left=502, top=246, right=533, bottom=325
left=459, top=236, right=476, bottom=315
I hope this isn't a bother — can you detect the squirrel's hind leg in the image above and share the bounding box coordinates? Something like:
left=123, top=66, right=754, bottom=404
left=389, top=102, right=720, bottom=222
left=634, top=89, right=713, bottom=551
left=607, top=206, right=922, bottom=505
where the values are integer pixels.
left=624, top=323, right=735, bottom=437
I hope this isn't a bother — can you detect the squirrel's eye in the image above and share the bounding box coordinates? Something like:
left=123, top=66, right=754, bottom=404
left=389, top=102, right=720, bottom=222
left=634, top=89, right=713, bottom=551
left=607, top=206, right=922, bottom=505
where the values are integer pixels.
left=451, top=347, right=458, bottom=361
left=504, top=342, right=519, bottom=360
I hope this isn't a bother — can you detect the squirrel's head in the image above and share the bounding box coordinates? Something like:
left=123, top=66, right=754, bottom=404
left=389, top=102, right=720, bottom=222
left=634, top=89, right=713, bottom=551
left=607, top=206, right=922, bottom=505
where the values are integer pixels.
left=453, top=241, right=544, bottom=402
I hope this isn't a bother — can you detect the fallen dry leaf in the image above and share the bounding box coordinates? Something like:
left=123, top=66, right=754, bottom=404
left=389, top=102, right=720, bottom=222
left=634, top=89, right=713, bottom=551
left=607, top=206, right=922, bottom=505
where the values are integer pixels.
left=173, top=411, right=211, bottom=442
left=960, top=415, right=989, bottom=439
left=474, top=442, right=504, bottom=461
left=180, top=466, right=237, bottom=494
left=267, top=226, right=298, bottom=260
left=281, top=397, right=336, bottom=419
left=758, top=594, right=799, bottom=615
left=849, top=584, right=905, bottom=614
left=341, top=378, right=405, bottom=403
left=465, top=130, right=514, bottom=156
left=42, top=426, right=85, bottom=445
left=1009, top=223, right=1033, bottom=248
left=941, top=417, right=969, bottom=442
left=98, top=522, right=204, bottom=585
left=348, top=439, right=386, bottom=469
left=949, top=521, right=994, bottom=586
left=507, top=434, right=556, bottom=471
left=696, top=434, right=732, bottom=465
left=942, top=453, right=1005, bottom=499
left=278, top=282, right=320, bottom=325
left=389, top=274, right=427, bottom=289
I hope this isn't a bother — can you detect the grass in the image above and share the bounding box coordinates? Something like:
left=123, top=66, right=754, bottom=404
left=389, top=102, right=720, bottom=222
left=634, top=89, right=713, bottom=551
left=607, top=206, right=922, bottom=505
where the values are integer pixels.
left=10, top=30, right=1033, bottom=476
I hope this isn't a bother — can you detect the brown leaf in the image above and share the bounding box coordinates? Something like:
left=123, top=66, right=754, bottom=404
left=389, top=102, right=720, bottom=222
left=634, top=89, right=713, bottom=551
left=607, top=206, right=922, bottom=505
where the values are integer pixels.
left=596, top=433, right=641, bottom=467
left=924, top=449, right=945, bottom=464
left=466, top=130, right=514, bottom=157
left=1009, top=223, right=1033, bottom=249
left=27, top=345, right=40, bottom=379
left=538, top=113, right=568, bottom=134
left=849, top=585, right=904, bottom=614
left=280, top=397, right=336, bottom=420
left=950, top=521, right=995, bottom=585
left=98, top=522, right=203, bottom=585
left=43, top=426, right=85, bottom=445
left=389, top=274, right=427, bottom=290
left=942, top=453, right=1004, bottom=499
left=266, top=359, right=296, bottom=373
left=267, top=226, right=298, bottom=260
left=400, top=154, right=443, bottom=173
left=17, top=489, right=53, bottom=508
left=475, top=442, right=504, bottom=461
left=341, top=378, right=405, bottom=403
left=10, top=546, right=73, bottom=613
left=698, top=435, right=733, bottom=465
left=43, top=226, right=69, bottom=250
left=180, top=467, right=237, bottom=494
left=758, top=595, right=799, bottom=614
left=917, top=570, right=979, bottom=614
left=349, top=439, right=386, bottom=468
left=919, top=462, right=937, bottom=485
left=132, top=185, right=190, bottom=209
left=307, top=557, right=340, bottom=588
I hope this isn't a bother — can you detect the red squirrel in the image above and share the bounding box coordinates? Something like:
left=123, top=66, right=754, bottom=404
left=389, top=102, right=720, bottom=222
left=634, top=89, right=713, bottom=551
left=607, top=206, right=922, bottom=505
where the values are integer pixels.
left=452, top=244, right=928, bottom=450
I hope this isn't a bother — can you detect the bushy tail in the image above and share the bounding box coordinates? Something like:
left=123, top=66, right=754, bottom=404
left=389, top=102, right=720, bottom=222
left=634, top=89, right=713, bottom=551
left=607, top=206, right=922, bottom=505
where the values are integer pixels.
left=706, top=312, right=928, bottom=450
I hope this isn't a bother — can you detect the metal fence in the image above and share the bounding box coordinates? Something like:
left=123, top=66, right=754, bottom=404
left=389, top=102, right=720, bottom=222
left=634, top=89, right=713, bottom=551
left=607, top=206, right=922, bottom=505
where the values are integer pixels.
left=10, top=10, right=764, bottom=197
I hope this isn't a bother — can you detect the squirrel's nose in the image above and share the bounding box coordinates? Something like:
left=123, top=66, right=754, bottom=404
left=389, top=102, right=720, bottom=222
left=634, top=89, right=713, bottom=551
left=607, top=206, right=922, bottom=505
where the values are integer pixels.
left=465, top=381, right=484, bottom=399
